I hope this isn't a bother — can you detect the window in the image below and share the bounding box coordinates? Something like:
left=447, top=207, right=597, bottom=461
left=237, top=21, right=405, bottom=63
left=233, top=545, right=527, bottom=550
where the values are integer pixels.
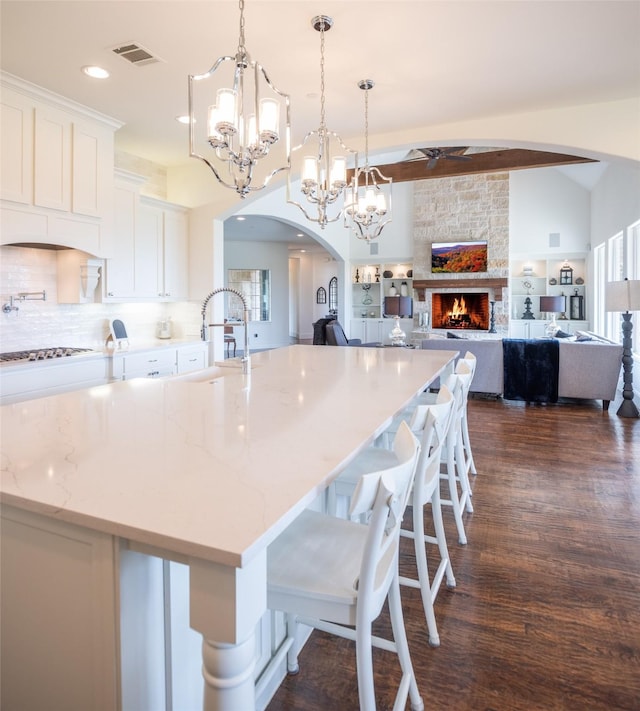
left=227, top=269, right=271, bottom=322
left=328, top=276, right=338, bottom=314
left=606, top=232, right=625, bottom=341
left=593, top=243, right=606, bottom=336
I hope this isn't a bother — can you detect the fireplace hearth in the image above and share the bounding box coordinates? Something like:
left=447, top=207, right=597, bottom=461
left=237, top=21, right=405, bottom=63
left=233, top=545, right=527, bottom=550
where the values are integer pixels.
left=432, top=292, right=490, bottom=331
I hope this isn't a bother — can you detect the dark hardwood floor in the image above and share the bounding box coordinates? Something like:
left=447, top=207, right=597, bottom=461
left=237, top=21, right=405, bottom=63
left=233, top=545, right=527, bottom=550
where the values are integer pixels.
left=267, top=395, right=640, bottom=711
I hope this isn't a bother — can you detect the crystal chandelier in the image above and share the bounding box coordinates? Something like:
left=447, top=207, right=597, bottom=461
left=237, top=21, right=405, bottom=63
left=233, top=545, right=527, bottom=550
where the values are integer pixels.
left=287, top=16, right=357, bottom=228
left=344, top=80, right=392, bottom=241
left=187, top=0, right=291, bottom=198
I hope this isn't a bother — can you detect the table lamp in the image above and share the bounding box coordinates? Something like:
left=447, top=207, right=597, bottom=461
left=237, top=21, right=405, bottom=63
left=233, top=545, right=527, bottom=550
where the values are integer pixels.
left=540, top=295, right=565, bottom=337
left=606, top=278, right=640, bottom=418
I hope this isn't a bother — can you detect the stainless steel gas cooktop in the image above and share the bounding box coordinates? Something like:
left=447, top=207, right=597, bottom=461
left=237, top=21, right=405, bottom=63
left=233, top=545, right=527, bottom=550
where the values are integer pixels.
left=0, top=347, right=94, bottom=363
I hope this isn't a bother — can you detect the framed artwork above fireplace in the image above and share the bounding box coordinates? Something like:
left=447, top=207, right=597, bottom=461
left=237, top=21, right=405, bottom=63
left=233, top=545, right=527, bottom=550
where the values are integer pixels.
left=431, top=240, right=488, bottom=273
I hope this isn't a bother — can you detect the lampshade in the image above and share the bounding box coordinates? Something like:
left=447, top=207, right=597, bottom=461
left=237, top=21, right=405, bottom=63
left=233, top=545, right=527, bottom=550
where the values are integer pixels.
left=606, top=279, right=640, bottom=312
left=539, top=295, right=565, bottom=313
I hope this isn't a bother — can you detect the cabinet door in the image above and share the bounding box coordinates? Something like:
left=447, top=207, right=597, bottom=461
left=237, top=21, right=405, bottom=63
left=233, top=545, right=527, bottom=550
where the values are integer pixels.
left=136, top=202, right=163, bottom=298
left=72, top=118, right=110, bottom=218
left=529, top=321, right=548, bottom=338
left=0, top=88, right=33, bottom=204
left=350, top=319, right=366, bottom=342
left=1, top=506, right=118, bottom=711
left=105, top=185, right=137, bottom=298
left=366, top=319, right=385, bottom=343
left=162, top=208, right=188, bottom=300
left=510, top=321, right=528, bottom=338
left=34, top=105, right=71, bottom=211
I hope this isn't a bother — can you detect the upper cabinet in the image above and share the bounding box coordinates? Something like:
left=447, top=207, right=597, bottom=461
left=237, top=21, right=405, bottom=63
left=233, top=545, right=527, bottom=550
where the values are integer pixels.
left=104, top=172, right=189, bottom=302
left=0, top=73, right=122, bottom=257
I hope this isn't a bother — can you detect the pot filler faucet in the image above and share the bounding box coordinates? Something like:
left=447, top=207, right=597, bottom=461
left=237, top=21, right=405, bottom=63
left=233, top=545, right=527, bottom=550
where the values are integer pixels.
left=201, top=287, right=250, bottom=374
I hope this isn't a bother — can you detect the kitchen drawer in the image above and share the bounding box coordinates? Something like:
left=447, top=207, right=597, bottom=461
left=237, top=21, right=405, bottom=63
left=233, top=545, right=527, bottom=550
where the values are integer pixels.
left=0, top=357, right=108, bottom=404
left=122, top=349, right=177, bottom=380
left=177, top=345, right=207, bottom=374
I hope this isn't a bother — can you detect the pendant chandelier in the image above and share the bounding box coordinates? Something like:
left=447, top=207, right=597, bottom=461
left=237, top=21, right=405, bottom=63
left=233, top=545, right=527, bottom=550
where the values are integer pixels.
left=187, top=0, right=291, bottom=198
left=344, top=80, right=392, bottom=241
left=287, top=15, right=357, bottom=229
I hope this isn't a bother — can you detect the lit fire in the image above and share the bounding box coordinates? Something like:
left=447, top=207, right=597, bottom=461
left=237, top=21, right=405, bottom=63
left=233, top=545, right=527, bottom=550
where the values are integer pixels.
left=449, top=296, right=467, bottom=318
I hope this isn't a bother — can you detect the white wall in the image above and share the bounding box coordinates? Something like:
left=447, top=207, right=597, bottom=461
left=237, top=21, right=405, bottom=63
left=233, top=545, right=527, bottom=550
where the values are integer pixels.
left=509, top=169, right=591, bottom=257
left=590, top=162, right=640, bottom=250
left=224, top=240, right=290, bottom=350
left=348, top=182, right=414, bottom=263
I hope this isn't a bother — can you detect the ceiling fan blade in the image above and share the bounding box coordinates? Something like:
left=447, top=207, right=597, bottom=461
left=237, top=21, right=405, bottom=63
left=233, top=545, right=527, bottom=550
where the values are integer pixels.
left=427, top=157, right=439, bottom=169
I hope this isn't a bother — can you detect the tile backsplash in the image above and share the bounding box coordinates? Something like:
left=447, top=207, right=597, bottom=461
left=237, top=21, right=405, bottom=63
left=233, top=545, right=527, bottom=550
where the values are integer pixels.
left=0, top=246, right=202, bottom=352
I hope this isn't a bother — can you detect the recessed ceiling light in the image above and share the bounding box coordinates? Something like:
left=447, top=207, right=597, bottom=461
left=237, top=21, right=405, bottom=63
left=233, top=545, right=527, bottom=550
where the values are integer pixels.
left=176, top=115, right=191, bottom=125
left=82, top=65, right=110, bottom=79
left=296, top=233, right=304, bottom=237
left=236, top=216, right=245, bottom=221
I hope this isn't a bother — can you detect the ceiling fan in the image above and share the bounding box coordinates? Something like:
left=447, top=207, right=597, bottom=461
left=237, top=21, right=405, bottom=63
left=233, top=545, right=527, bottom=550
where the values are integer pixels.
left=406, top=147, right=473, bottom=170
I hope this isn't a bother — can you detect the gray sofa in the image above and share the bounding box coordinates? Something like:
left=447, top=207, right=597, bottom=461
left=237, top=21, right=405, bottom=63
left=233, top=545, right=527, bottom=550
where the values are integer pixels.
left=420, top=334, right=623, bottom=410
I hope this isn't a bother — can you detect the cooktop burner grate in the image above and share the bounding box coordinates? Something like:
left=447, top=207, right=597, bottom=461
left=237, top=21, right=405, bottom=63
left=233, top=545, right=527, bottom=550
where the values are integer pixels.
left=0, top=347, right=94, bottom=363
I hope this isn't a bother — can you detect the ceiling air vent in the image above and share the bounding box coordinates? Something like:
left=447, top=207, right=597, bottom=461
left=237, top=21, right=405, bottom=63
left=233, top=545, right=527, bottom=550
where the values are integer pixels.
left=111, top=42, right=162, bottom=67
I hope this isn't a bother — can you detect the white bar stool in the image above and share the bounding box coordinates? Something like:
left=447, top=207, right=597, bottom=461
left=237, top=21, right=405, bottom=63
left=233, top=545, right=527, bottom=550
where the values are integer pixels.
left=457, top=352, right=478, bottom=478
left=329, top=387, right=456, bottom=647
left=374, top=369, right=475, bottom=545
left=267, top=422, right=424, bottom=711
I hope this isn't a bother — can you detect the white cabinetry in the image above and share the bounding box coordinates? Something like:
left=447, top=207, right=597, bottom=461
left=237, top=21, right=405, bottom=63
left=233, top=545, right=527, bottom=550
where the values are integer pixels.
left=105, top=174, right=189, bottom=302
left=509, top=320, right=548, bottom=339
left=0, top=506, right=118, bottom=711
left=113, top=348, right=177, bottom=381
left=177, top=343, right=207, bottom=373
left=139, top=197, right=189, bottom=301
left=0, top=73, right=121, bottom=256
left=0, top=356, right=108, bottom=405
left=111, top=343, right=207, bottom=381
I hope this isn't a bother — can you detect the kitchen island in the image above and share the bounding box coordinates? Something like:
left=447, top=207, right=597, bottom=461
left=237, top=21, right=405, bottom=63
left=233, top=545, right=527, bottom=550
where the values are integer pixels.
left=0, top=344, right=457, bottom=711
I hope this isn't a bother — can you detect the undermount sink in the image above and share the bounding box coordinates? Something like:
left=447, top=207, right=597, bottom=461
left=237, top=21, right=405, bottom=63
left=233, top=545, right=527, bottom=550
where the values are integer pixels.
left=213, top=358, right=256, bottom=370
left=169, top=366, right=225, bottom=383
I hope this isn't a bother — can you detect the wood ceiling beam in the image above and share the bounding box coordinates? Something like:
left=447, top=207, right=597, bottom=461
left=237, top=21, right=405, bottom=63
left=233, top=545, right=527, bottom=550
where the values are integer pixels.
left=347, top=150, right=597, bottom=184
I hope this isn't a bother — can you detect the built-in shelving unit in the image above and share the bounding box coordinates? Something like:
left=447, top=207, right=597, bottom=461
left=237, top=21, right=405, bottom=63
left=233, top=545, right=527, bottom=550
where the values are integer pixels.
left=510, top=255, right=589, bottom=336
left=350, top=262, right=413, bottom=344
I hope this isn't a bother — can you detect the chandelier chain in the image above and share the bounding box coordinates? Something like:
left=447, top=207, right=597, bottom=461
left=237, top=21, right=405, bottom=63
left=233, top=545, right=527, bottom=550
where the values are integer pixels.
left=238, top=0, right=246, bottom=53
left=364, top=87, right=370, bottom=167
left=319, top=22, right=326, bottom=130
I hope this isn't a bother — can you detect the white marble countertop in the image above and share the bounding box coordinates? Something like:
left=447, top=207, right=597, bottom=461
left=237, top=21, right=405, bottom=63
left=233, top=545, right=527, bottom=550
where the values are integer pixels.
left=0, top=345, right=457, bottom=568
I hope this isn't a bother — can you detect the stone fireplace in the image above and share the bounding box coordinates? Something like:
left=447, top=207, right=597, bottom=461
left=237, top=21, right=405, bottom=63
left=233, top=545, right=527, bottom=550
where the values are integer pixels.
left=411, top=173, right=510, bottom=334
left=432, top=292, right=490, bottom=331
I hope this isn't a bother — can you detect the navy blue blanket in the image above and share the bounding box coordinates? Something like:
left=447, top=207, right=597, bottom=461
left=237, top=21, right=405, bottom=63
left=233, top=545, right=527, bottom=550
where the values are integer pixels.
left=502, top=339, right=559, bottom=403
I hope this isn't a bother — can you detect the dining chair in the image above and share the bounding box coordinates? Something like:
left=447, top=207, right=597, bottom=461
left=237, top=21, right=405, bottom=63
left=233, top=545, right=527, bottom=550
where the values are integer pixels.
left=267, top=421, right=424, bottom=711
left=328, top=386, right=456, bottom=647
left=223, top=323, right=236, bottom=357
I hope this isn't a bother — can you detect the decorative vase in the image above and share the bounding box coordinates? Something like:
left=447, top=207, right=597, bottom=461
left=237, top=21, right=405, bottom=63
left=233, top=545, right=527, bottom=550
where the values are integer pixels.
left=389, top=316, right=406, bottom=346
left=389, top=282, right=397, bottom=296
left=400, top=281, right=408, bottom=297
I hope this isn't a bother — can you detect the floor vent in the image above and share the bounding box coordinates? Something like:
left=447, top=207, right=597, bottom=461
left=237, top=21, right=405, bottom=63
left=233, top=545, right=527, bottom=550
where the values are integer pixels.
left=111, top=42, right=163, bottom=67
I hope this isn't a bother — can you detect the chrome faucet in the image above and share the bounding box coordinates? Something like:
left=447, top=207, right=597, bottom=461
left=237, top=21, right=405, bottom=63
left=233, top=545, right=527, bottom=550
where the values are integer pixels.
left=201, top=287, right=251, bottom=374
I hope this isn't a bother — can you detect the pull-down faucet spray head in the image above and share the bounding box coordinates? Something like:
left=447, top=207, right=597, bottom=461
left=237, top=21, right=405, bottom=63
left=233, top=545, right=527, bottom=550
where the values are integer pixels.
left=201, top=287, right=251, bottom=374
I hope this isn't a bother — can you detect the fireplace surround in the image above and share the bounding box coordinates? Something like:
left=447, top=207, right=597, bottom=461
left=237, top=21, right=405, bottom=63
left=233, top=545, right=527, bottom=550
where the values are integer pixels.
left=432, top=292, right=490, bottom=331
